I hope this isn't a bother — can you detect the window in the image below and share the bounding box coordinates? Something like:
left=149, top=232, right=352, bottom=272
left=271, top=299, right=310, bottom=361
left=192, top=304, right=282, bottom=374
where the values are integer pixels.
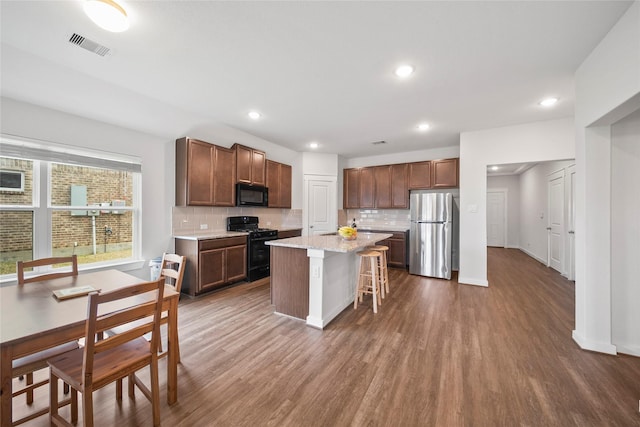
left=0, top=135, right=142, bottom=278
left=0, top=170, right=25, bottom=192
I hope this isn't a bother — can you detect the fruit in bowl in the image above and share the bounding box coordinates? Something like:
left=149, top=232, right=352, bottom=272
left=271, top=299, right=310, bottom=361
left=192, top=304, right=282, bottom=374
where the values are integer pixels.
left=338, top=226, right=357, bottom=240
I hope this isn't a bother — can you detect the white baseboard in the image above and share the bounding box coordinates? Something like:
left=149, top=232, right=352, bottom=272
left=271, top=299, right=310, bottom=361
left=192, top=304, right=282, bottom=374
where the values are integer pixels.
left=457, top=277, right=489, bottom=287
left=572, top=330, right=617, bottom=355
left=614, top=344, right=640, bottom=358
left=506, top=245, right=520, bottom=249
left=518, top=247, right=547, bottom=265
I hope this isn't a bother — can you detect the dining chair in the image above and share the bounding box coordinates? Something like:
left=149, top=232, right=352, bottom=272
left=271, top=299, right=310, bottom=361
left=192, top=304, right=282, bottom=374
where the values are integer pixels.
left=11, top=256, right=80, bottom=425
left=108, top=253, right=185, bottom=359
left=17, top=255, right=79, bottom=284
left=48, top=277, right=165, bottom=427
left=157, top=253, right=186, bottom=360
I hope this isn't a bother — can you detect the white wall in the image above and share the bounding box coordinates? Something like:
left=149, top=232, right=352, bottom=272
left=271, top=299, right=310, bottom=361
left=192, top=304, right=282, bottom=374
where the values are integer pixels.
left=518, top=160, right=574, bottom=266
left=573, top=0, right=640, bottom=354
left=1, top=97, right=171, bottom=278
left=611, top=108, right=640, bottom=356
left=487, top=175, right=520, bottom=248
left=459, top=118, right=575, bottom=286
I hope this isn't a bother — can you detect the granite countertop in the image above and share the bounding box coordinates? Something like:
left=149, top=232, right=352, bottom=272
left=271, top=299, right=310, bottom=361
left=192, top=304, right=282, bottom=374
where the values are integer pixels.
left=173, top=230, right=249, bottom=240
left=267, top=232, right=393, bottom=253
left=277, top=227, right=303, bottom=232
left=174, top=226, right=304, bottom=241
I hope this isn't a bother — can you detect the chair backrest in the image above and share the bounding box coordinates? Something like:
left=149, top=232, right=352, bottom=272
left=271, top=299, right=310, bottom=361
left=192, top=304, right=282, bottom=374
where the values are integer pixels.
left=160, top=253, right=186, bottom=293
left=82, top=277, right=165, bottom=388
left=17, top=255, right=78, bottom=284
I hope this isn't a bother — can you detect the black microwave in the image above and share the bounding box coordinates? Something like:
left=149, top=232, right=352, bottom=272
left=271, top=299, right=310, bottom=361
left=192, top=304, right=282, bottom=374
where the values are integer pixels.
left=236, top=183, right=268, bottom=207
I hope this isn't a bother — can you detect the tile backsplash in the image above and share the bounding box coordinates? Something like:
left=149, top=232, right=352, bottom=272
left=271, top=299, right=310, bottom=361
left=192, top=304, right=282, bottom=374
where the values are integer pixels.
left=173, top=206, right=302, bottom=234
left=341, top=209, right=411, bottom=230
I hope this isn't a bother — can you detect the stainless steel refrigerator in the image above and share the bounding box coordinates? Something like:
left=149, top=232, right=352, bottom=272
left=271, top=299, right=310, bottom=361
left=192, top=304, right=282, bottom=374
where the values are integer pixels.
left=409, top=192, right=453, bottom=279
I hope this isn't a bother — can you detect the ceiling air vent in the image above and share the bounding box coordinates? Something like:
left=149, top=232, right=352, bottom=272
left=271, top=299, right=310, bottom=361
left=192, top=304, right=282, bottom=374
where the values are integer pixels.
left=68, top=33, right=111, bottom=57
left=371, top=140, right=387, bottom=145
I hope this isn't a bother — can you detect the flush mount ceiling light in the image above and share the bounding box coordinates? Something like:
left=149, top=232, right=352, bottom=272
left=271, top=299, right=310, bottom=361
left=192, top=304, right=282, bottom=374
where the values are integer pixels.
left=417, top=123, right=430, bottom=131
left=539, top=97, right=559, bottom=107
left=394, top=65, right=414, bottom=78
left=309, top=142, right=319, bottom=149
left=491, top=166, right=499, bottom=171
left=248, top=111, right=261, bottom=120
left=83, top=0, right=129, bottom=32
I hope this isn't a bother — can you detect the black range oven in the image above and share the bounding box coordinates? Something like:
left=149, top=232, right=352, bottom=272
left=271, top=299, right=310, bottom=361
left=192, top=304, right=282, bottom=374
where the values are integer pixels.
left=227, top=216, right=278, bottom=282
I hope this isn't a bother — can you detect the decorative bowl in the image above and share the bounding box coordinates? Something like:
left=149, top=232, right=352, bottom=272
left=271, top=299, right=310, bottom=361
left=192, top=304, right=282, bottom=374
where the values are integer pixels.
left=338, top=226, right=357, bottom=240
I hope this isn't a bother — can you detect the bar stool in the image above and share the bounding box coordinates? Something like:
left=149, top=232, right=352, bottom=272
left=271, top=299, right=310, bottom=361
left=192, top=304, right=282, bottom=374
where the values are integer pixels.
left=355, top=249, right=383, bottom=313
left=367, top=245, right=390, bottom=297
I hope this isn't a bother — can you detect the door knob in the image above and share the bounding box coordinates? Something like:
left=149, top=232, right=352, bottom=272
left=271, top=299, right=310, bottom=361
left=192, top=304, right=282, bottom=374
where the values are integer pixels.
left=310, top=225, right=314, bottom=228
left=568, top=230, right=575, bottom=234
left=546, top=227, right=551, bottom=231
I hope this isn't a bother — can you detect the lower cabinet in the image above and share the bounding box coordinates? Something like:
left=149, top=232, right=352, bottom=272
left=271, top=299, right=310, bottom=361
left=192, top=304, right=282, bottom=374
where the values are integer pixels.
left=369, top=230, right=408, bottom=269
left=175, top=236, right=247, bottom=296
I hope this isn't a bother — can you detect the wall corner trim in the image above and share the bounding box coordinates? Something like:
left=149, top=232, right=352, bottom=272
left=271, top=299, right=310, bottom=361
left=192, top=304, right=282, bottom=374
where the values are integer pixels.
left=572, top=330, right=617, bottom=355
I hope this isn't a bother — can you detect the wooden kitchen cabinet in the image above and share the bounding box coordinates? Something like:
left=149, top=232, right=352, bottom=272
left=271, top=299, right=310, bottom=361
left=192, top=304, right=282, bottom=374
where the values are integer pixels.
left=344, top=164, right=408, bottom=209
left=175, top=236, right=247, bottom=296
left=369, top=230, right=408, bottom=269
left=176, top=137, right=236, bottom=206
left=233, top=143, right=266, bottom=186
left=374, top=165, right=392, bottom=208
left=390, top=163, right=409, bottom=208
left=408, top=161, right=432, bottom=190
left=359, top=167, right=375, bottom=208
left=266, top=160, right=292, bottom=208
left=432, top=158, right=459, bottom=188
left=343, top=167, right=375, bottom=209
left=344, top=168, right=360, bottom=209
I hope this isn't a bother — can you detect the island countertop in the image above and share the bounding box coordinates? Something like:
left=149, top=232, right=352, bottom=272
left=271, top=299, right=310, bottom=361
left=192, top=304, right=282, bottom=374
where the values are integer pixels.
left=267, top=232, right=392, bottom=253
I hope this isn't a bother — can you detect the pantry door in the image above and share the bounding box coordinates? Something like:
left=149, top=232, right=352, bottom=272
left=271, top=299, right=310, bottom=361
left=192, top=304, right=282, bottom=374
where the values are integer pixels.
left=304, top=176, right=337, bottom=236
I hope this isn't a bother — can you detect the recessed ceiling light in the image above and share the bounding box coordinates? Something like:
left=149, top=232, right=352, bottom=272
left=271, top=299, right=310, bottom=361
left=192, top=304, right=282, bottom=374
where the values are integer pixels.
left=539, top=97, right=559, bottom=107
left=417, top=123, right=430, bottom=131
left=491, top=166, right=499, bottom=171
left=83, top=0, right=129, bottom=32
left=394, top=65, right=414, bottom=78
left=309, top=142, right=319, bottom=149
left=248, top=111, right=261, bottom=120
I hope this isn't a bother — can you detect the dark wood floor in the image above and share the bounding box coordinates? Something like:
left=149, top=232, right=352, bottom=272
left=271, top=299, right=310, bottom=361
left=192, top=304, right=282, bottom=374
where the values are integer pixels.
left=14, top=248, right=640, bottom=426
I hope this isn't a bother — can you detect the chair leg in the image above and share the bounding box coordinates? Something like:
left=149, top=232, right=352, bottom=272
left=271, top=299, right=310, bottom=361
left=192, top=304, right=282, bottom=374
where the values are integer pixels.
left=49, top=372, right=59, bottom=422
left=26, top=372, right=34, bottom=404
left=116, top=378, right=123, bottom=401
left=128, top=373, right=135, bottom=399
left=71, top=388, right=78, bottom=424
left=150, top=362, right=161, bottom=427
left=83, top=387, right=94, bottom=427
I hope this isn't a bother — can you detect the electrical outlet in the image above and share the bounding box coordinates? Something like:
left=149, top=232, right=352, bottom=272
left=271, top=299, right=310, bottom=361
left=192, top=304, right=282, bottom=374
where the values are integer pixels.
left=312, top=265, right=320, bottom=278
left=74, top=242, right=78, bottom=247
left=200, top=224, right=208, bottom=230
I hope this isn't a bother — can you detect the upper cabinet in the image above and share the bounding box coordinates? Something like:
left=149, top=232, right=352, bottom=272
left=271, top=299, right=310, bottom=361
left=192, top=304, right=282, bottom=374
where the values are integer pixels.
left=431, top=158, right=459, bottom=188
left=266, top=160, right=292, bottom=208
left=408, top=161, right=431, bottom=190
left=343, top=158, right=457, bottom=209
left=176, top=137, right=236, bottom=207
left=233, top=143, right=266, bottom=186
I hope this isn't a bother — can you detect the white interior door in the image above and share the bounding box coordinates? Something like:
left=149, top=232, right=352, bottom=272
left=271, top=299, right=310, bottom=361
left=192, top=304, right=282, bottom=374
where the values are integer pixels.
left=567, top=165, right=576, bottom=280
left=547, top=170, right=565, bottom=273
left=304, top=177, right=337, bottom=236
left=486, top=190, right=506, bottom=247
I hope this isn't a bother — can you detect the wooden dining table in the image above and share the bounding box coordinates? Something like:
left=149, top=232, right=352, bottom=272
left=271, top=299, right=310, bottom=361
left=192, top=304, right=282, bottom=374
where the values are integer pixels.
left=0, top=269, right=180, bottom=427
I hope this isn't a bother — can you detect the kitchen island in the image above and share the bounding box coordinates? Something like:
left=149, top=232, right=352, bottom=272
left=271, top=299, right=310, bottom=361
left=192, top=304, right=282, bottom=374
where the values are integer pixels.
left=267, top=232, right=392, bottom=329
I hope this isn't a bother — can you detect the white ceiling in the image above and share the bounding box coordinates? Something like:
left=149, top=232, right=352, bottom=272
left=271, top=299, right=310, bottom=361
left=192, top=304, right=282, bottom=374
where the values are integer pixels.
left=0, top=1, right=632, bottom=158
